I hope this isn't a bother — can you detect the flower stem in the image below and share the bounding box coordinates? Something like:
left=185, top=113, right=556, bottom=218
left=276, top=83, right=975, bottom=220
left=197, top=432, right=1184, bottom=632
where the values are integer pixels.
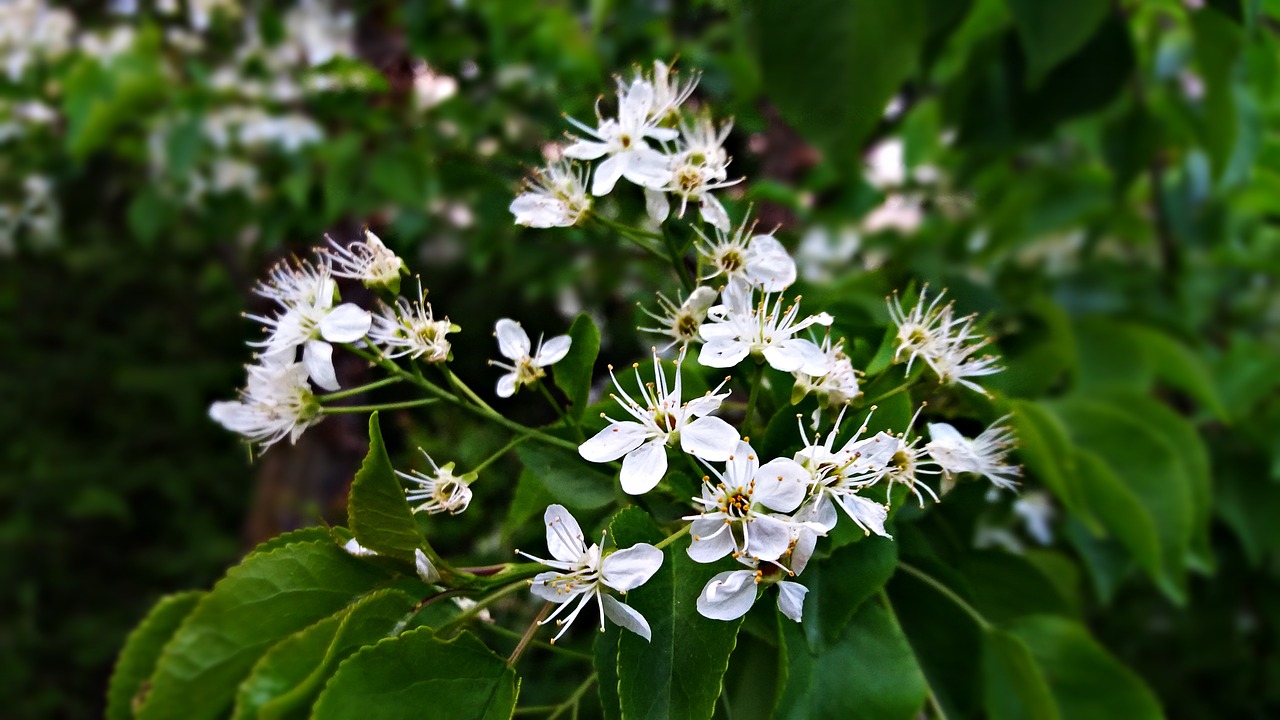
left=865, top=379, right=915, bottom=406
left=437, top=580, right=529, bottom=638
left=537, top=380, right=584, bottom=441
left=897, top=562, right=991, bottom=630
left=590, top=214, right=667, bottom=259
left=442, top=365, right=498, bottom=415
left=742, top=362, right=765, bottom=436
left=475, top=622, right=592, bottom=661
left=472, top=436, right=529, bottom=475
left=320, top=398, right=439, bottom=414
left=316, top=376, right=403, bottom=401
left=659, top=227, right=696, bottom=292
left=546, top=673, right=598, bottom=720
left=507, top=601, right=553, bottom=665
left=653, top=522, right=691, bottom=551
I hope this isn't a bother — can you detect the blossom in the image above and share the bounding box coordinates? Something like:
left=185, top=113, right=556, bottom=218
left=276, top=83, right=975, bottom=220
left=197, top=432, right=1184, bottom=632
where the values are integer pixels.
left=578, top=348, right=739, bottom=495
left=325, top=229, right=407, bottom=292
left=368, top=283, right=457, bottom=362
left=644, top=116, right=740, bottom=231
left=247, top=258, right=372, bottom=392
left=342, top=538, right=377, bottom=557
left=412, top=61, right=457, bottom=110
left=696, top=217, right=797, bottom=293
left=1013, top=490, right=1054, bottom=545
left=887, top=288, right=1002, bottom=395
left=698, top=283, right=833, bottom=374
left=510, top=160, right=592, bottom=228
left=696, top=568, right=809, bottom=623
left=398, top=449, right=475, bottom=515
left=636, top=286, right=719, bottom=349
left=685, top=441, right=809, bottom=563
left=517, top=505, right=663, bottom=643
left=414, top=548, right=440, bottom=583
left=490, top=319, right=572, bottom=398
left=791, top=335, right=861, bottom=408
left=209, top=358, right=321, bottom=449
left=631, top=59, right=698, bottom=125
left=563, top=78, right=677, bottom=195
left=792, top=411, right=891, bottom=538
left=925, top=418, right=1020, bottom=492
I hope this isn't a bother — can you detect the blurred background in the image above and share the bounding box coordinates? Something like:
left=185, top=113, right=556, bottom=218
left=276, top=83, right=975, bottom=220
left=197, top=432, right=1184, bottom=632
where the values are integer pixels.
left=1, top=0, right=1278, bottom=717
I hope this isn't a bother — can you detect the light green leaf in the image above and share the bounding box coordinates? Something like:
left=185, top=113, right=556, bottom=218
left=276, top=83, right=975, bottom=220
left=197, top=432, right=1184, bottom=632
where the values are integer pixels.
left=554, top=313, right=601, bottom=421
left=612, top=507, right=743, bottom=720
left=1005, top=0, right=1110, bottom=87
left=515, top=443, right=616, bottom=511
left=1005, top=616, right=1163, bottom=720
left=982, top=629, right=1060, bottom=720
left=136, top=540, right=389, bottom=720
left=349, top=412, right=424, bottom=562
left=106, top=591, right=205, bottom=720
left=311, top=627, right=517, bottom=720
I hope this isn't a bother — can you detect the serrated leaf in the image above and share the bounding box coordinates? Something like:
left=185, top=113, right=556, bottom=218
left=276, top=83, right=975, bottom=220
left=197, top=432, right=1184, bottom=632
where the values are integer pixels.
left=982, top=629, right=1060, bottom=720
left=248, top=526, right=337, bottom=557
left=106, top=591, right=204, bottom=720
left=594, top=623, right=622, bottom=720
left=349, top=412, right=423, bottom=562
left=1005, top=616, right=1162, bottom=720
left=515, top=443, right=616, bottom=511
left=136, top=540, right=390, bottom=720
left=1005, top=0, right=1110, bottom=87
left=233, top=589, right=416, bottom=719
left=778, top=598, right=928, bottom=720
left=555, top=313, right=601, bottom=421
left=311, top=627, right=517, bottom=720
left=611, top=507, right=743, bottom=720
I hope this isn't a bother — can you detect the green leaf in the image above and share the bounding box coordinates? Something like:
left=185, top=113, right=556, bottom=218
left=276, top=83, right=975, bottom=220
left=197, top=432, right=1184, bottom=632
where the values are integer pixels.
left=136, top=540, right=389, bottom=720
left=504, top=468, right=558, bottom=541
left=961, top=552, right=1076, bottom=624
left=233, top=589, right=417, bottom=719
left=247, top=526, right=337, bottom=557
left=554, top=313, right=601, bottom=421
left=982, top=629, right=1060, bottom=720
left=126, top=188, right=171, bottom=247
left=722, top=613, right=786, bottom=720
left=1009, top=401, right=1095, bottom=532
left=1005, top=0, right=1110, bottom=87
left=515, top=443, right=616, bottom=511
left=349, top=412, right=424, bottom=562
left=311, top=628, right=518, bottom=720
left=106, top=591, right=205, bottom=720
left=753, top=0, right=926, bottom=168
left=778, top=598, right=928, bottom=720
left=1005, top=616, right=1163, bottom=720
left=611, top=507, right=743, bottom=720
left=594, top=623, right=622, bottom=720
left=1125, top=325, right=1229, bottom=420
left=804, top=537, right=898, bottom=650
left=1191, top=7, right=1245, bottom=179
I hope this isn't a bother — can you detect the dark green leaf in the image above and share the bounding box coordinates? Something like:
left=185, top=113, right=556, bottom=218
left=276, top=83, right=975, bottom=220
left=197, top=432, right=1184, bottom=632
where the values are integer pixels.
left=349, top=412, right=424, bottom=562
left=982, top=629, right=1060, bottom=720
left=106, top=591, right=204, bottom=720
left=804, top=537, right=898, bottom=650
left=311, top=627, right=517, bottom=720
left=594, top=623, right=622, bottom=720
left=554, top=313, right=601, bottom=421
left=515, top=443, right=616, bottom=511
left=231, top=614, right=344, bottom=720
left=961, top=551, right=1076, bottom=624
left=612, top=508, right=743, bottom=720
left=1005, top=0, right=1110, bottom=87
left=136, top=540, right=389, bottom=720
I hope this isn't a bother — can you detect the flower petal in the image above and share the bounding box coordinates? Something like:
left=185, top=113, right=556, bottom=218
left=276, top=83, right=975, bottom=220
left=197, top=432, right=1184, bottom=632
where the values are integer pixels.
left=494, top=318, right=531, bottom=360
left=645, top=187, right=670, bottom=225
left=319, top=303, right=372, bottom=342
left=696, top=570, right=758, bottom=621
left=535, top=334, right=572, bottom=366
left=620, top=439, right=669, bottom=495
left=510, top=194, right=571, bottom=228
left=687, top=518, right=736, bottom=563
left=700, top=193, right=730, bottom=232
left=496, top=372, right=518, bottom=398
left=776, top=581, right=808, bottom=622
left=529, top=571, right=578, bottom=603
left=839, top=494, right=891, bottom=538
left=563, top=140, right=610, bottom=160
left=414, top=548, right=440, bottom=583
left=751, top=458, right=809, bottom=513
left=592, top=154, right=627, bottom=196
left=745, top=514, right=793, bottom=562
left=601, top=594, right=651, bottom=641
left=544, top=504, right=586, bottom=563
left=679, top=416, right=740, bottom=462
left=698, top=338, right=751, bottom=369
left=601, top=543, right=664, bottom=592
left=303, top=340, right=340, bottom=391
left=579, top=421, right=649, bottom=463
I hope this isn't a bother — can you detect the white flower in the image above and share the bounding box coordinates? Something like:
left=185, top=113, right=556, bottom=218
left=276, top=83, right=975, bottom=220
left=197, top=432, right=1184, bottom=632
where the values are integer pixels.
left=887, top=288, right=1002, bottom=395
left=325, top=229, right=407, bottom=291
left=247, top=259, right=372, bottom=392
left=509, top=160, right=592, bottom=228
left=209, top=359, right=321, bottom=449
left=368, top=283, right=457, bottom=362
left=792, top=411, right=892, bottom=538
left=414, top=548, right=440, bottom=583
left=644, top=116, right=740, bottom=231
left=696, top=217, right=797, bottom=293
left=563, top=78, right=677, bottom=196
left=1013, top=490, right=1054, bottom=545
left=0, top=0, right=75, bottom=81
left=342, top=538, right=377, bottom=557
left=285, top=0, right=354, bottom=66
left=698, top=283, right=833, bottom=374
left=929, top=312, right=1003, bottom=395
left=398, top=449, right=475, bottom=515
left=490, top=319, right=572, bottom=398
left=412, top=61, right=457, bottom=110
left=636, top=286, right=719, bottom=350
left=853, top=408, right=940, bottom=508
left=792, top=335, right=862, bottom=408
left=517, top=505, right=663, bottom=643
left=685, top=441, right=809, bottom=563
left=696, top=569, right=809, bottom=623
left=926, top=419, right=1020, bottom=492
left=887, top=286, right=950, bottom=375
left=632, top=59, right=698, bottom=124
left=578, top=348, right=740, bottom=495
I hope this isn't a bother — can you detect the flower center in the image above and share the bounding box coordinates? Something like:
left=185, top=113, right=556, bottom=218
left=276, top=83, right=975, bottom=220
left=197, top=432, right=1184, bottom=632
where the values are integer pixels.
left=723, top=491, right=753, bottom=519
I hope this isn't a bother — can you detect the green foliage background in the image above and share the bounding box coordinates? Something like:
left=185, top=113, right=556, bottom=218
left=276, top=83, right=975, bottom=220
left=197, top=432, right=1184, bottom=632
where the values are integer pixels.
left=2, top=0, right=1278, bottom=718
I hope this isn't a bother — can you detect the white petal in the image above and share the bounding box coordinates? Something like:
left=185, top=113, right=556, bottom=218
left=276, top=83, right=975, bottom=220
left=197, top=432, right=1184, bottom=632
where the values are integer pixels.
left=622, top=148, right=675, bottom=189
left=535, top=334, right=572, bottom=366
left=601, top=594, right=651, bottom=641
left=745, top=515, right=793, bottom=562
left=543, top=504, right=586, bottom=563
left=601, top=543, right=664, bottom=592
left=696, top=570, right=758, bottom=621
left=789, top=523, right=819, bottom=575
left=496, top=372, right=518, bottom=398
left=840, top=495, right=891, bottom=538
left=562, top=140, right=610, bottom=160
left=303, top=340, right=340, bottom=391
left=592, top=154, right=627, bottom=196
left=510, top=194, right=571, bottom=228
left=620, top=439, right=669, bottom=495
left=319, top=303, right=373, bottom=342
left=725, top=440, right=760, bottom=486
left=679, top=416, right=740, bottom=462
left=645, top=187, right=670, bottom=225
left=684, top=286, right=719, bottom=316
left=529, top=571, right=578, bottom=603
left=927, top=422, right=966, bottom=445
left=776, top=581, right=808, bottom=622
left=751, top=458, right=808, bottom=513
left=342, top=538, right=377, bottom=557
left=687, top=518, right=736, bottom=563
left=494, top=318, right=530, bottom=360
left=698, top=338, right=751, bottom=369
left=700, top=194, right=730, bottom=232
left=683, top=392, right=726, bottom=418
left=579, top=421, right=649, bottom=463
left=414, top=549, right=440, bottom=583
